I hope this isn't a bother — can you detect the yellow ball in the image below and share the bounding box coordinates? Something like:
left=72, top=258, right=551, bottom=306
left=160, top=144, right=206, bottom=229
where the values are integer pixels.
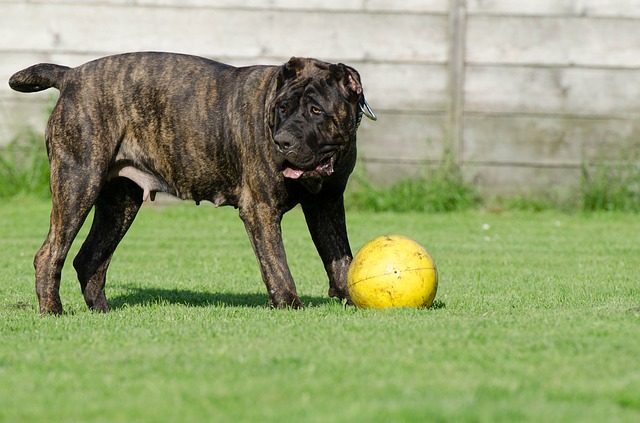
left=348, top=235, right=438, bottom=309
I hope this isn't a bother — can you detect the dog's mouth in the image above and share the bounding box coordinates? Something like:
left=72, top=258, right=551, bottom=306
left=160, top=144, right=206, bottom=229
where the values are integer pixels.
left=282, top=155, right=335, bottom=180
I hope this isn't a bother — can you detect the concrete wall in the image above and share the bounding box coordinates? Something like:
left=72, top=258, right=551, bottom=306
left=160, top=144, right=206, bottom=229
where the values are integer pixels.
left=1, top=0, right=639, bottom=195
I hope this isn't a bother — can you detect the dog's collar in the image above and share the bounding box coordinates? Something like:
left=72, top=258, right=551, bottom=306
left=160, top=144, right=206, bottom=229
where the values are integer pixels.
left=356, top=94, right=377, bottom=129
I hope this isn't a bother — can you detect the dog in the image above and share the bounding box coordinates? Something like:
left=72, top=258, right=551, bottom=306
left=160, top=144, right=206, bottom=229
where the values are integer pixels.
left=9, top=52, right=376, bottom=314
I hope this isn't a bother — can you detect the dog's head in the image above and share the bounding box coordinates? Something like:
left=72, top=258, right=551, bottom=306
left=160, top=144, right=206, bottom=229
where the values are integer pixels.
left=269, top=57, right=374, bottom=193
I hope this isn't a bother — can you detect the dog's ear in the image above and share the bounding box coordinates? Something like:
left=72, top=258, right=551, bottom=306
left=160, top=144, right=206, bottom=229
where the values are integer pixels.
left=343, top=64, right=363, bottom=97
left=332, top=63, right=377, bottom=122
left=331, top=63, right=363, bottom=100
left=282, top=57, right=306, bottom=80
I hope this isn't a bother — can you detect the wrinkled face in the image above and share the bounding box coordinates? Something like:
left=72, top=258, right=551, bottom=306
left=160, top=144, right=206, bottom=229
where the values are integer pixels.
left=270, top=58, right=364, bottom=183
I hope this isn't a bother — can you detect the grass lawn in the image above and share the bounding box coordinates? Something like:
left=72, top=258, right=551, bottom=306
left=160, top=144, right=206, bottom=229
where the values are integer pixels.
left=1, top=198, right=639, bottom=422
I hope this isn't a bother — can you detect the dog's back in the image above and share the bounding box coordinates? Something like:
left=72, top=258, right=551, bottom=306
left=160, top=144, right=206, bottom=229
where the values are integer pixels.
left=10, top=52, right=232, bottom=92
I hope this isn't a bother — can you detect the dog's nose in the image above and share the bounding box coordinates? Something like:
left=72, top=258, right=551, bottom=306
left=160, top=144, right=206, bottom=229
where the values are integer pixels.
left=274, top=132, right=297, bottom=153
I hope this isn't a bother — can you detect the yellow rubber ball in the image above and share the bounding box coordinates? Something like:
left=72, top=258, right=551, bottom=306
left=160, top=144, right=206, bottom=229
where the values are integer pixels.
left=348, top=235, right=438, bottom=309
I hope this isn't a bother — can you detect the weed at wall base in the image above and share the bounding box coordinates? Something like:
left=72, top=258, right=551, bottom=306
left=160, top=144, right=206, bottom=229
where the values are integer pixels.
left=346, top=156, right=481, bottom=213
left=0, top=130, right=50, bottom=199
left=579, top=156, right=640, bottom=213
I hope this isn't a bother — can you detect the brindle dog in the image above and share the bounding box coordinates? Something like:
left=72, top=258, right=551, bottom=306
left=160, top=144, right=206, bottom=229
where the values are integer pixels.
left=9, top=52, right=375, bottom=314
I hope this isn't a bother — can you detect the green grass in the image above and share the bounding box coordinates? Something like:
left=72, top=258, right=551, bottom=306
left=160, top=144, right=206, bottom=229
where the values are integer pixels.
left=1, top=199, right=639, bottom=422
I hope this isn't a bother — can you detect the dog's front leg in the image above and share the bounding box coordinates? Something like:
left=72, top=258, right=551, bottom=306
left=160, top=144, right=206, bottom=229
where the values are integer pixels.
left=301, top=193, right=353, bottom=304
left=239, top=203, right=303, bottom=309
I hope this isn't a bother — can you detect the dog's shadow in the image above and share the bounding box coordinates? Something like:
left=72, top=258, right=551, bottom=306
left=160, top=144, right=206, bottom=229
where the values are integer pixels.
left=109, top=285, right=336, bottom=310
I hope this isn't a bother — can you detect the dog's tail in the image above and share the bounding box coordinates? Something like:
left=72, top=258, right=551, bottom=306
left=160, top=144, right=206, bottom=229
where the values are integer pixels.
left=9, top=63, right=71, bottom=93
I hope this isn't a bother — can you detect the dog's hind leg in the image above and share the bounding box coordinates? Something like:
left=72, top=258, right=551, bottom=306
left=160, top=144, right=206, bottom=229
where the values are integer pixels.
left=73, top=178, right=143, bottom=312
left=34, top=161, right=103, bottom=315
left=35, top=96, right=122, bottom=314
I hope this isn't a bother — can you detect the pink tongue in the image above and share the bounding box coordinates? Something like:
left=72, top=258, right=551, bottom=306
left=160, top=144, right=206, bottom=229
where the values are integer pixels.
left=283, top=168, right=304, bottom=179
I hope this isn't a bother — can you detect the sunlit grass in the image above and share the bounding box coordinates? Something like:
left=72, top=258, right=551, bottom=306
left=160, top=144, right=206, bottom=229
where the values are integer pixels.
left=1, top=200, right=639, bottom=422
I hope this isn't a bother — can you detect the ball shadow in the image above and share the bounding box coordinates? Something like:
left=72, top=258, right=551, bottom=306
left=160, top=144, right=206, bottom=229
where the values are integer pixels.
left=429, top=299, right=446, bottom=310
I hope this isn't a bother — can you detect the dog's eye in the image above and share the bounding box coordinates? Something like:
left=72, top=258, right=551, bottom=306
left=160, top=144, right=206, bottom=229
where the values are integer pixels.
left=278, top=105, right=287, bottom=115
left=310, top=106, right=323, bottom=115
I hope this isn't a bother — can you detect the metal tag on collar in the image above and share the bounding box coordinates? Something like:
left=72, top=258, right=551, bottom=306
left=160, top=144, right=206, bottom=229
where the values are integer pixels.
left=358, top=95, right=377, bottom=121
